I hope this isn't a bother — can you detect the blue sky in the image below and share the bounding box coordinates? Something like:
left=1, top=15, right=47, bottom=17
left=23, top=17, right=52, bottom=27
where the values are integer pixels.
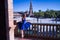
left=13, top=0, right=60, bottom=12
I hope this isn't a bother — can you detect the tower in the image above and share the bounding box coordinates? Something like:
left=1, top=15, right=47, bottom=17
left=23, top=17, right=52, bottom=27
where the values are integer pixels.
left=29, top=0, right=33, bottom=16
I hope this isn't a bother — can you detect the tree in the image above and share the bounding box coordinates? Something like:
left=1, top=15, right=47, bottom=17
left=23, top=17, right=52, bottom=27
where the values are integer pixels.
left=50, top=10, right=56, bottom=18
left=34, top=9, right=60, bottom=18
left=44, top=9, right=51, bottom=18
left=34, top=12, right=40, bottom=22
left=39, top=11, right=44, bottom=18
left=55, top=11, right=60, bottom=18
left=39, top=10, right=41, bottom=12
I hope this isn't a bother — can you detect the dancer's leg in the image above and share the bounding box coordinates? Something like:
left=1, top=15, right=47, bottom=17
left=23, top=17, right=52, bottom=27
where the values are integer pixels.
left=21, top=30, right=24, bottom=38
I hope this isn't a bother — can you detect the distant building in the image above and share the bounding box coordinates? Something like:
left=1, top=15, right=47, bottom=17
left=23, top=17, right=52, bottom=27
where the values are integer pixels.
left=29, top=0, right=34, bottom=17
left=14, top=0, right=34, bottom=18
left=13, top=11, right=29, bottom=18
left=13, top=12, right=23, bottom=18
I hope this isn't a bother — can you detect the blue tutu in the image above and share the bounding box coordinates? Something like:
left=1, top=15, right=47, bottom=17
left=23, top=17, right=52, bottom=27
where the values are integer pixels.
left=17, top=19, right=31, bottom=30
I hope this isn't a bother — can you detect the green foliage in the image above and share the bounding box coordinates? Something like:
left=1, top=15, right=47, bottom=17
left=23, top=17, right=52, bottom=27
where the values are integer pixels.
left=33, top=9, right=60, bottom=18
left=39, top=11, right=44, bottom=17
left=34, top=12, right=40, bottom=18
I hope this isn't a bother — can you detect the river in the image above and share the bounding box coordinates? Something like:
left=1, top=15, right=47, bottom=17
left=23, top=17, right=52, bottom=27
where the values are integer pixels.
left=14, top=17, right=60, bottom=24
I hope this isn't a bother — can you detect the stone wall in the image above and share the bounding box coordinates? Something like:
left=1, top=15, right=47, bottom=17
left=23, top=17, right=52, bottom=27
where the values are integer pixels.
left=0, top=0, right=15, bottom=40
left=7, top=0, right=15, bottom=40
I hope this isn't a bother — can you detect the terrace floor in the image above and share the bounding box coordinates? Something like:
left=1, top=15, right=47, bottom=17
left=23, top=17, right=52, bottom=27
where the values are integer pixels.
left=14, top=37, right=44, bottom=40
left=15, top=37, right=60, bottom=40
left=14, top=35, right=60, bottom=40
left=15, top=38, right=31, bottom=40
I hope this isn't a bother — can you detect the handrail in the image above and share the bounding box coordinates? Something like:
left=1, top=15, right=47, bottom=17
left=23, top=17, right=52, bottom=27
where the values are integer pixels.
left=31, top=23, right=60, bottom=26
left=14, top=21, right=60, bottom=39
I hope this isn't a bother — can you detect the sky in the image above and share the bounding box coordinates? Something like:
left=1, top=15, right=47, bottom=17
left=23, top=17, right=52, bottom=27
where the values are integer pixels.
left=13, top=0, right=60, bottom=12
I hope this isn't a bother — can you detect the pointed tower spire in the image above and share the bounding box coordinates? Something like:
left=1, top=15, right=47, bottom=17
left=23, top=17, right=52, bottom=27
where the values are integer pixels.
left=29, top=0, right=33, bottom=16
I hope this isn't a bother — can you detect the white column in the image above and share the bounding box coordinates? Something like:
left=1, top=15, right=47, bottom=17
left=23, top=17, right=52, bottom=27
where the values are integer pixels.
left=7, top=0, right=15, bottom=40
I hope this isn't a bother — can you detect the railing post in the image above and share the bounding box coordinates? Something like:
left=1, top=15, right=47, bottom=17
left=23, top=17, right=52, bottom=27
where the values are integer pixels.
left=32, top=24, right=33, bottom=34
left=37, top=24, right=39, bottom=35
left=29, top=25, right=30, bottom=35
left=49, top=25, right=51, bottom=37
left=32, top=24, right=36, bottom=36
left=43, top=25, right=45, bottom=36
left=46, top=25, right=48, bottom=37
left=56, top=25, right=58, bottom=38
left=52, top=25, right=54, bottom=38
left=56, top=25, right=60, bottom=38
left=34, top=24, right=37, bottom=35
left=40, top=25, right=42, bottom=36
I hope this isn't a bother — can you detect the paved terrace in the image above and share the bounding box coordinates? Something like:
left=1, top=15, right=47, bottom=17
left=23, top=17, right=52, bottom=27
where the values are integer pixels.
left=14, top=21, right=60, bottom=40
left=14, top=37, right=60, bottom=40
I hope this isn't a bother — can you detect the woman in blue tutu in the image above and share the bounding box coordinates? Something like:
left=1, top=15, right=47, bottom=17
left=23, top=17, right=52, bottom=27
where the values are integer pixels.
left=17, top=13, right=31, bottom=38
